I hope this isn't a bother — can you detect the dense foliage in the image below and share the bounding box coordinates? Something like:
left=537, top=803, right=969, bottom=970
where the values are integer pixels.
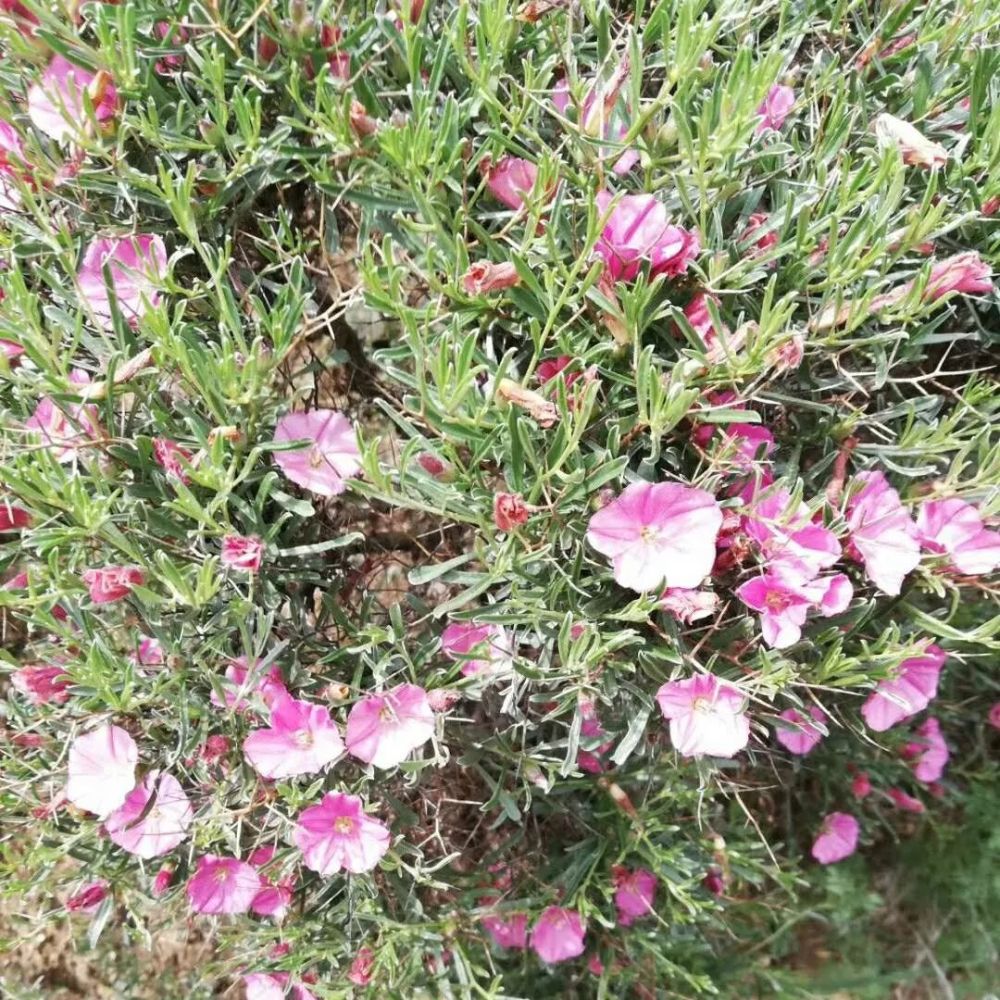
left=1, top=1, right=998, bottom=997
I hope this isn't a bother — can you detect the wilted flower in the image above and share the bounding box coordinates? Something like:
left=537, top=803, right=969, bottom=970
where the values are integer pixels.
left=77, top=236, right=167, bottom=329
left=656, top=673, right=750, bottom=758
left=902, top=717, right=949, bottom=783
left=200, top=734, right=231, bottom=763
left=740, top=212, right=778, bottom=259
left=154, top=22, right=189, bottom=75
left=347, top=947, right=376, bottom=986
left=774, top=706, right=826, bottom=755
left=887, top=787, right=925, bottom=813
left=294, top=792, right=391, bottom=875
left=481, top=155, right=541, bottom=211
left=851, top=772, right=872, bottom=799
left=25, top=371, right=103, bottom=461
left=221, top=534, right=264, bottom=573
left=152, top=438, right=192, bottom=483
left=0, top=121, right=28, bottom=210
left=244, top=695, right=344, bottom=779
left=133, top=636, right=164, bottom=667
left=345, top=684, right=435, bottom=769
left=416, top=453, right=452, bottom=478
left=272, top=409, right=362, bottom=497
left=461, top=260, right=520, bottom=295
left=349, top=100, right=379, bottom=137
left=243, top=973, right=317, bottom=1000
left=586, top=481, right=722, bottom=592
left=66, top=881, right=109, bottom=914
left=875, top=113, right=948, bottom=168
left=537, top=355, right=582, bottom=387
left=922, top=252, right=993, bottom=300
left=0, top=0, right=39, bottom=35
left=594, top=191, right=699, bottom=283
left=186, top=855, right=261, bottom=914
left=495, top=377, right=559, bottom=427
left=767, top=331, right=805, bottom=373
left=82, top=565, right=144, bottom=604
left=66, top=724, right=138, bottom=817
left=845, top=471, right=920, bottom=595
left=149, top=866, right=173, bottom=898
left=861, top=645, right=945, bottom=732
left=530, top=907, right=586, bottom=963
left=441, top=620, right=515, bottom=676
left=612, top=866, right=657, bottom=926
left=811, top=812, right=859, bottom=864
left=210, top=656, right=288, bottom=712
left=105, top=771, right=193, bottom=859
left=482, top=913, right=528, bottom=950
left=28, top=56, right=119, bottom=141
left=916, top=497, right=1000, bottom=575
left=756, top=84, right=795, bottom=133
left=659, top=587, right=719, bottom=624
left=12, top=664, right=71, bottom=705
left=493, top=492, right=529, bottom=532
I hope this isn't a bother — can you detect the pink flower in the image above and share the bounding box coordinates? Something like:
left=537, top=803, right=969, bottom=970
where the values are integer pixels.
left=345, top=684, right=435, bottom=769
left=134, top=636, right=164, bottom=667
left=1, top=338, right=26, bottom=363
left=493, top=492, right=529, bottom=531
left=105, top=771, right=193, bottom=859
left=530, top=907, right=586, bottom=964
left=201, top=734, right=231, bottom=763
left=816, top=573, right=854, bottom=616
left=0, top=120, right=28, bottom=210
left=78, top=236, right=167, bottom=329
left=682, top=291, right=730, bottom=354
left=66, top=881, right=109, bottom=914
left=845, top=471, right=920, bottom=595
left=741, top=212, right=778, bottom=258
left=152, top=437, right=192, bottom=483
left=810, top=812, right=859, bottom=864
left=744, top=488, right=841, bottom=578
left=587, top=954, right=605, bottom=976
left=736, top=566, right=822, bottom=648
left=902, top=717, right=949, bottom=783
left=461, top=261, right=520, bottom=295
left=272, top=409, right=361, bottom=497
left=152, top=865, right=174, bottom=897
left=594, top=191, right=699, bottom=283
left=586, top=481, right=722, bottom=592
left=441, top=620, right=515, bottom=677
left=922, top=252, right=993, bottom=300
left=347, top=947, right=375, bottom=986
left=293, top=792, right=391, bottom=875
left=248, top=846, right=295, bottom=918
left=655, top=673, right=750, bottom=758
left=774, top=706, right=826, bottom=755
left=25, top=372, right=103, bottom=461
left=768, top=331, right=805, bottom=373
left=244, top=695, right=345, bottom=779
left=482, top=155, right=540, bottom=211
left=0, top=0, right=39, bottom=36
left=28, top=56, right=119, bottom=142
left=211, top=656, right=288, bottom=712
left=613, top=866, right=657, bottom=926
left=659, top=587, right=719, bottom=624
left=82, top=565, right=144, bottom=604
left=887, top=787, right=925, bottom=813
left=12, top=664, right=71, bottom=705
left=243, top=973, right=317, bottom=1000
left=66, top=724, right=138, bottom=817
left=186, top=854, right=261, bottom=914
left=756, top=84, right=795, bottom=133
left=851, top=772, right=872, bottom=799
left=482, top=913, right=528, bottom=949
left=221, top=534, right=264, bottom=572
left=989, top=703, right=1000, bottom=730
left=861, top=645, right=945, bottom=732
left=916, top=497, right=1000, bottom=575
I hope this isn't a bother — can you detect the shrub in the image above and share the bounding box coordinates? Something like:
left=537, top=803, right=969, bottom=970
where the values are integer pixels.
left=1, top=1, right=998, bottom=997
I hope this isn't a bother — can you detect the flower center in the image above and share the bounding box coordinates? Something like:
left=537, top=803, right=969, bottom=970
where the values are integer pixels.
left=214, top=868, right=230, bottom=883
left=639, top=525, right=659, bottom=543
left=334, top=816, right=356, bottom=835
left=692, top=697, right=713, bottom=714
left=294, top=730, right=313, bottom=748
left=308, top=447, right=325, bottom=468
left=765, top=590, right=791, bottom=611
